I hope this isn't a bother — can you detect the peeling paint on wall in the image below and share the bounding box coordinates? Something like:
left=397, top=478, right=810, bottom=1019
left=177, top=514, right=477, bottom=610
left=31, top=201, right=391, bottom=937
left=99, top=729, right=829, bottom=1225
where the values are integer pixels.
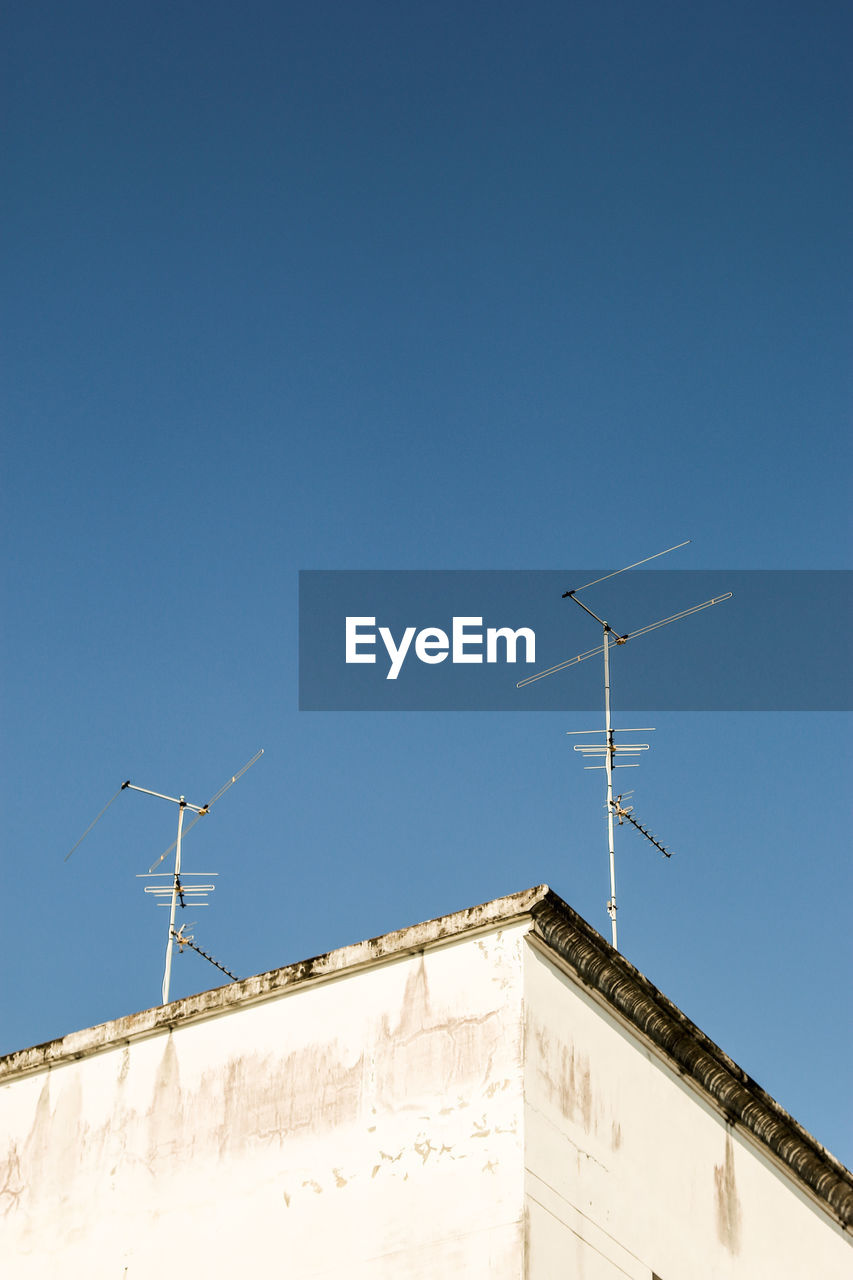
left=0, top=928, right=528, bottom=1273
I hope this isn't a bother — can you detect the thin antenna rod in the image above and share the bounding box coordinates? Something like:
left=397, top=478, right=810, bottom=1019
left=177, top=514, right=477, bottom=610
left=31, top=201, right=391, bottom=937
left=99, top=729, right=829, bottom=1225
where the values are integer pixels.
left=205, top=749, right=265, bottom=807
left=516, top=594, right=731, bottom=688
left=565, top=727, right=656, bottom=733
left=622, top=594, right=732, bottom=642
left=64, top=784, right=129, bottom=861
left=148, top=749, right=264, bottom=873
left=516, top=641, right=609, bottom=688
left=568, top=540, right=690, bottom=595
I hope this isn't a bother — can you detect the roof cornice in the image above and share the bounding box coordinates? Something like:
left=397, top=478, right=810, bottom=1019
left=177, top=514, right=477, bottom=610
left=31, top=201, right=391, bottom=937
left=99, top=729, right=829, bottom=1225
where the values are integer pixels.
left=529, top=889, right=853, bottom=1234
left=0, top=886, right=546, bottom=1082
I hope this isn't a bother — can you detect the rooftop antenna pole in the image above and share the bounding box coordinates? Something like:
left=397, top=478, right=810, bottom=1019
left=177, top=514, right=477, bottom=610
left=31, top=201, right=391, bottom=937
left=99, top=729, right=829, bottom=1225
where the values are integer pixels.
left=603, top=627, right=618, bottom=948
left=517, top=542, right=732, bottom=950
left=163, top=798, right=186, bottom=1004
left=560, top=586, right=627, bottom=947
left=562, top=588, right=623, bottom=946
left=66, top=750, right=264, bottom=1002
left=121, top=782, right=209, bottom=1004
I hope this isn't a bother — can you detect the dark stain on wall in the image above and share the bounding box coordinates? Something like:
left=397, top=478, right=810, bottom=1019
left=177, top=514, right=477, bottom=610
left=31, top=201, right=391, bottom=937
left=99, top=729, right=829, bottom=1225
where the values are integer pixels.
left=714, top=1131, right=742, bottom=1254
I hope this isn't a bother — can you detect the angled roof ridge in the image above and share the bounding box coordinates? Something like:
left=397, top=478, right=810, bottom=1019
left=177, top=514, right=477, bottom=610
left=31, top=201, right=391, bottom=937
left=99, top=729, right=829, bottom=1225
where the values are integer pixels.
left=1, top=883, right=849, bottom=1231
left=0, top=885, right=550, bottom=1080
left=528, top=889, right=853, bottom=1232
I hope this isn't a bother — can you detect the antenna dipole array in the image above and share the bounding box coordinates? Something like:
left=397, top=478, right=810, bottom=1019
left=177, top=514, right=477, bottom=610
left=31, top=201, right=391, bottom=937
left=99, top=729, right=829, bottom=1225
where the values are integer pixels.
left=66, top=749, right=263, bottom=1003
left=518, top=541, right=730, bottom=950
left=610, top=795, right=673, bottom=859
left=172, top=924, right=239, bottom=982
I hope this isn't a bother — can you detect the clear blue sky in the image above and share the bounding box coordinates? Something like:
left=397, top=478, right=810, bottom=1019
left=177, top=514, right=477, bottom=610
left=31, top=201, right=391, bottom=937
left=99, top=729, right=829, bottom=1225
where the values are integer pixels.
left=2, top=2, right=851, bottom=1166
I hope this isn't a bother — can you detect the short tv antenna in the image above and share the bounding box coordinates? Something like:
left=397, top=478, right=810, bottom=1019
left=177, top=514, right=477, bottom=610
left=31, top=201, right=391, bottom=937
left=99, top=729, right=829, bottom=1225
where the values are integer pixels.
left=517, top=541, right=731, bottom=950
left=66, top=749, right=263, bottom=1002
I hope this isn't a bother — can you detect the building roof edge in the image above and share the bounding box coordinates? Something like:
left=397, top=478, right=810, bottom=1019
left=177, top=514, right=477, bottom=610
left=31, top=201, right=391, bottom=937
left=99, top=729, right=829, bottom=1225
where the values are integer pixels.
left=529, top=888, right=853, bottom=1234
left=1, top=882, right=849, bottom=1231
left=0, top=885, right=549, bottom=1081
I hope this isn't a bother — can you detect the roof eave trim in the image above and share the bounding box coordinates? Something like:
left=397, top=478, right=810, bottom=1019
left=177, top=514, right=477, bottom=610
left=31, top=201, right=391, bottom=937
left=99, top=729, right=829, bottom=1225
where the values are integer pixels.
left=529, top=891, right=853, bottom=1233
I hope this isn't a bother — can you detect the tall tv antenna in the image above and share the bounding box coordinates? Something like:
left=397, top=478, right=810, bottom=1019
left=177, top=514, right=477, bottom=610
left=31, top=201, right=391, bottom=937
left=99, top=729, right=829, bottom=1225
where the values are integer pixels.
left=66, top=749, right=263, bottom=1002
left=518, top=541, right=731, bottom=950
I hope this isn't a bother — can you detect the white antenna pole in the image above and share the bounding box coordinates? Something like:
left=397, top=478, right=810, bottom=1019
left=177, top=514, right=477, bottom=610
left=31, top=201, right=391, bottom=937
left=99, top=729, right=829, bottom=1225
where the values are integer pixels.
left=517, top=544, right=730, bottom=949
left=162, top=799, right=186, bottom=1005
left=557, top=547, right=727, bottom=949
left=66, top=751, right=262, bottom=1003
left=603, top=629, right=618, bottom=949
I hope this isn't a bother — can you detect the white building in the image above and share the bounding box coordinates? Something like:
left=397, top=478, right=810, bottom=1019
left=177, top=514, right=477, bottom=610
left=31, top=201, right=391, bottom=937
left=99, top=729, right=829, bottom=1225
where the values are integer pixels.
left=1, top=885, right=850, bottom=1277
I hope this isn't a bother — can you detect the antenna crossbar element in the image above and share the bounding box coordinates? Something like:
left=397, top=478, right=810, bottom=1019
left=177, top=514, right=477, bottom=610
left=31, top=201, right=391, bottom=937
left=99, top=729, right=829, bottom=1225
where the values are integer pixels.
left=621, top=594, right=733, bottom=644
left=578, top=760, right=646, bottom=768
left=517, top=594, right=732, bottom=688
left=565, top=727, right=657, bottom=734
left=144, top=886, right=216, bottom=895
left=568, top=731, right=654, bottom=772
left=516, top=641, right=613, bottom=688
left=140, top=875, right=215, bottom=909
left=143, top=883, right=216, bottom=895
left=123, top=785, right=207, bottom=812
left=148, top=749, right=264, bottom=873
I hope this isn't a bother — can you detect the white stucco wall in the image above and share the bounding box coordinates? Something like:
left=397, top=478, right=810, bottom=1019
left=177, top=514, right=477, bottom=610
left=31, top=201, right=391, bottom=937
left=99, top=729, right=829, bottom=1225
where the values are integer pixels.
left=1, top=892, right=849, bottom=1280
left=0, top=925, right=528, bottom=1279
left=522, top=937, right=852, bottom=1280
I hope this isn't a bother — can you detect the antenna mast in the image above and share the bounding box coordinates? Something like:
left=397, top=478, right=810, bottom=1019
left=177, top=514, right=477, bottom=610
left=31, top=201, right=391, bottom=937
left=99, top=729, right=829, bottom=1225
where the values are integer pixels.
left=603, top=627, right=618, bottom=946
left=559, top=582, right=628, bottom=946
left=518, top=542, right=731, bottom=950
left=121, top=783, right=208, bottom=1003
left=66, top=749, right=264, bottom=1002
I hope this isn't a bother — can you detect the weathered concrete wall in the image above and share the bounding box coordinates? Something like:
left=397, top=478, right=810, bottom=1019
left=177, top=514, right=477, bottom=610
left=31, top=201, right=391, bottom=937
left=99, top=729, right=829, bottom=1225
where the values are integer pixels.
left=0, top=925, right=528, bottom=1278
left=2, top=887, right=850, bottom=1279
left=523, top=938, right=852, bottom=1280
